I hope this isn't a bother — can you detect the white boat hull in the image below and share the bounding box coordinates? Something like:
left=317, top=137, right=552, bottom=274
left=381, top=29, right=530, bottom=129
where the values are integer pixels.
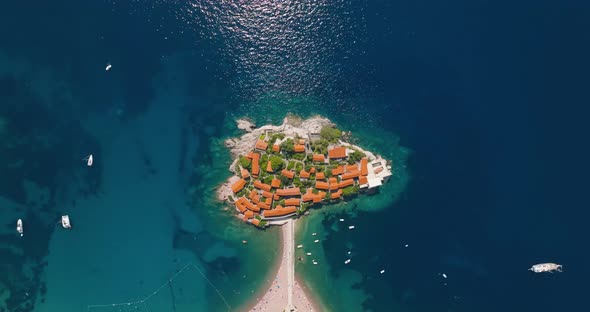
left=17, top=219, right=23, bottom=236
left=61, top=215, right=72, bottom=229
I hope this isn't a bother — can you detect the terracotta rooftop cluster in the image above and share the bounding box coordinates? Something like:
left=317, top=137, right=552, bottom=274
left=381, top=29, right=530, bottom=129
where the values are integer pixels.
left=229, top=136, right=371, bottom=227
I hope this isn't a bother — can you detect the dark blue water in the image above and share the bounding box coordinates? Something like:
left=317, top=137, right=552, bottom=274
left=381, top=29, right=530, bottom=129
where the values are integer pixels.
left=1, top=1, right=589, bottom=311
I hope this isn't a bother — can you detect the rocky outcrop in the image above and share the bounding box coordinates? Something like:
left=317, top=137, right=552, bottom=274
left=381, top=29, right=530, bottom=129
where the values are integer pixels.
left=224, top=115, right=335, bottom=160
left=237, top=118, right=256, bottom=132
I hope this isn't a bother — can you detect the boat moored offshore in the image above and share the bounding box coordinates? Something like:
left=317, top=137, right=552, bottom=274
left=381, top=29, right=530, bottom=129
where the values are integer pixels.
left=61, top=215, right=72, bottom=229
left=529, top=263, right=562, bottom=273
left=17, top=219, right=23, bottom=236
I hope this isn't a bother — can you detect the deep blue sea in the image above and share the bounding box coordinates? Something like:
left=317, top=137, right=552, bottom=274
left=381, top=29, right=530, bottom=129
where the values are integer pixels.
left=1, top=1, right=590, bottom=312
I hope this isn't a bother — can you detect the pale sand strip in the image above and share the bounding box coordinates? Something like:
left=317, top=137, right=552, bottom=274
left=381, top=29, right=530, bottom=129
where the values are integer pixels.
left=249, top=220, right=318, bottom=312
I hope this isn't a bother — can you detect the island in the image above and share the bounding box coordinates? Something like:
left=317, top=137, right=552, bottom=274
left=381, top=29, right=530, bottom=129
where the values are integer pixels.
left=218, top=115, right=393, bottom=227
left=218, top=115, right=393, bottom=311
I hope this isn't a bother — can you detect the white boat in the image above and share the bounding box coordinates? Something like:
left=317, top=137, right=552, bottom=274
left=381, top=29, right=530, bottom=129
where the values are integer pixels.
left=61, top=215, right=72, bottom=229
left=347, top=251, right=351, bottom=255
left=105, top=63, right=112, bottom=71
left=529, top=263, right=562, bottom=273
left=314, top=239, right=319, bottom=243
left=312, top=232, right=317, bottom=236
left=442, top=273, right=448, bottom=279
left=380, top=270, right=385, bottom=274
left=296, top=245, right=303, bottom=249
left=16, top=219, right=23, bottom=237
left=339, top=219, right=344, bottom=222
left=344, top=259, right=351, bottom=264
left=348, top=225, right=355, bottom=230
left=306, top=252, right=311, bottom=256
left=404, top=244, right=409, bottom=247
left=312, top=260, right=318, bottom=265
left=84, top=154, right=93, bottom=167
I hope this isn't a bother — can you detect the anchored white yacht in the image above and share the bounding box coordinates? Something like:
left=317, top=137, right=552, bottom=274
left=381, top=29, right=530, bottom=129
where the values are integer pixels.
left=61, top=215, right=72, bottom=229
left=529, top=263, right=562, bottom=273
left=84, top=154, right=93, bottom=166
left=17, top=219, right=23, bottom=236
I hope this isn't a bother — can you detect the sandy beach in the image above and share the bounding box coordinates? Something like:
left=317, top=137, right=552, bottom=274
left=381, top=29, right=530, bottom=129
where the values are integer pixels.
left=248, top=219, right=320, bottom=312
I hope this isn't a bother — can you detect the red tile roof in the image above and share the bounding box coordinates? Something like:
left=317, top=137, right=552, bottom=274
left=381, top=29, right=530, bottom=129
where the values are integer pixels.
left=243, top=199, right=257, bottom=211
left=285, top=198, right=300, bottom=206
left=271, top=178, right=281, bottom=188
left=300, top=170, right=310, bottom=179
left=231, top=179, right=247, bottom=193
left=249, top=189, right=260, bottom=204
left=253, top=180, right=272, bottom=192
left=360, top=158, right=368, bottom=176
left=302, top=189, right=314, bottom=202
left=258, top=202, right=271, bottom=210
left=255, top=140, right=268, bottom=150
left=309, top=167, right=316, bottom=174
left=235, top=198, right=247, bottom=213
left=251, top=219, right=261, bottom=226
left=315, top=181, right=330, bottom=190
left=331, top=190, right=342, bottom=199
left=341, top=170, right=360, bottom=180
left=359, top=176, right=368, bottom=185
left=332, top=166, right=345, bottom=175
left=345, top=164, right=358, bottom=172
left=329, top=177, right=338, bottom=185
left=312, top=154, right=325, bottom=162
left=244, top=210, right=254, bottom=219
left=276, top=188, right=301, bottom=196
left=294, top=144, right=305, bottom=153
left=316, top=172, right=325, bottom=180
left=241, top=168, right=250, bottom=179
left=272, top=144, right=281, bottom=152
left=262, top=190, right=273, bottom=198
left=266, top=160, right=274, bottom=172
left=298, top=139, right=305, bottom=145
left=338, top=179, right=354, bottom=188
left=264, top=206, right=298, bottom=218
left=281, top=169, right=295, bottom=179
left=328, top=147, right=347, bottom=159
left=265, top=197, right=272, bottom=205
left=251, top=153, right=260, bottom=177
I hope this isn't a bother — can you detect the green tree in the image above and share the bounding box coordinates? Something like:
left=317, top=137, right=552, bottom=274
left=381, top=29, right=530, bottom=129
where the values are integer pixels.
left=239, top=156, right=252, bottom=169
left=270, top=155, right=285, bottom=171
left=348, top=150, right=365, bottom=164
left=279, top=175, right=290, bottom=186
left=320, top=127, right=342, bottom=142
left=280, top=138, right=295, bottom=155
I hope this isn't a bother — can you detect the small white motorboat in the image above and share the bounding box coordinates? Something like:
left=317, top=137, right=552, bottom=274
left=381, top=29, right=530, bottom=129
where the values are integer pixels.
left=314, top=239, right=319, bottom=243
left=16, top=219, right=23, bottom=237
left=339, top=219, right=344, bottom=222
left=380, top=269, right=385, bottom=274
left=348, top=225, right=355, bottom=230
left=529, top=263, right=562, bottom=273
left=306, top=252, right=312, bottom=256
left=404, top=244, right=409, bottom=248
left=441, top=273, right=448, bottom=279
left=296, top=245, right=303, bottom=249
left=83, top=154, right=93, bottom=167
left=347, top=251, right=351, bottom=255
left=61, top=215, right=72, bottom=229
left=105, top=63, right=112, bottom=71
left=312, top=260, right=318, bottom=265
left=344, top=259, right=351, bottom=264
left=312, top=232, right=317, bottom=236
